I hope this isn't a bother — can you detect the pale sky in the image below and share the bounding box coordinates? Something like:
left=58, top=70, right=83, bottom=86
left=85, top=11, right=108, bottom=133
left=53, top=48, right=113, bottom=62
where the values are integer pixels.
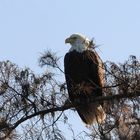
left=0, top=0, right=140, bottom=139
left=0, top=0, right=140, bottom=70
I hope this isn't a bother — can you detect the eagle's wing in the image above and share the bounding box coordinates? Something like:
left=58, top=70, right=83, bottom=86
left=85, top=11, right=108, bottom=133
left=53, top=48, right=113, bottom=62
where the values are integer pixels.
left=64, top=50, right=106, bottom=124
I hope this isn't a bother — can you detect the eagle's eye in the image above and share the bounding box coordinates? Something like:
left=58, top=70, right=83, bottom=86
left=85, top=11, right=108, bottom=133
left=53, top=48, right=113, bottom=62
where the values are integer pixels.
left=71, top=36, right=77, bottom=40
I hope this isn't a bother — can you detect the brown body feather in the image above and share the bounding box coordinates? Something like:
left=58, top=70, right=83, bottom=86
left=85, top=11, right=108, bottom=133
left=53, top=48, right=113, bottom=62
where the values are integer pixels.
left=64, top=50, right=106, bottom=124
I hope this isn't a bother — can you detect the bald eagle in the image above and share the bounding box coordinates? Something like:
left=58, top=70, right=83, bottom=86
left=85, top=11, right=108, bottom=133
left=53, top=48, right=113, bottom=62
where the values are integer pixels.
left=64, top=33, right=106, bottom=125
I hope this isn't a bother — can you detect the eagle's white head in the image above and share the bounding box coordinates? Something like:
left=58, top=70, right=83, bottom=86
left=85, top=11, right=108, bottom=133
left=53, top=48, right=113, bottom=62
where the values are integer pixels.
left=65, top=33, right=91, bottom=53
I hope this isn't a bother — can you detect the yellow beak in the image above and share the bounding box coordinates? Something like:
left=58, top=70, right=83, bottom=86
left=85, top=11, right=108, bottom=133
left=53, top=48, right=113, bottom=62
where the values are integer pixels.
left=65, top=37, right=71, bottom=44
left=65, top=37, right=76, bottom=44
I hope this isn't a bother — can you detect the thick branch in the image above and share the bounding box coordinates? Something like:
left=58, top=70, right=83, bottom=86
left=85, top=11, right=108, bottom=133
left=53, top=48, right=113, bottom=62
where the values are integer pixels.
left=11, top=90, right=140, bottom=131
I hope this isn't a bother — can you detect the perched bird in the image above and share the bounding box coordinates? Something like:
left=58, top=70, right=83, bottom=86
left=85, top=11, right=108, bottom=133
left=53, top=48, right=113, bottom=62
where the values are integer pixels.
left=64, top=33, right=106, bottom=125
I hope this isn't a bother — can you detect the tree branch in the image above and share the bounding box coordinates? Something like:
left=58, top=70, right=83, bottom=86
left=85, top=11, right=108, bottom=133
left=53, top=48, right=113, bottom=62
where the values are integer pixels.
left=10, top=90, right=140, bottom=131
